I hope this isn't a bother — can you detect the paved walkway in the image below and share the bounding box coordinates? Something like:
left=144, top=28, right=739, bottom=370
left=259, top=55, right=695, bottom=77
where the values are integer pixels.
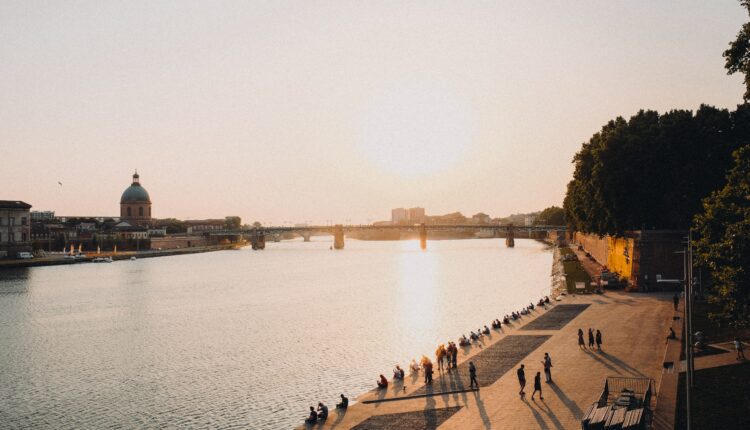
left=300, top=291, right=674, bottom=430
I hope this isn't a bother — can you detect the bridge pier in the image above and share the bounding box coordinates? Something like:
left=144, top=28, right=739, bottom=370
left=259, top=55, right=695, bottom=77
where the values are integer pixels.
left=419, top=223, right=427, bottom=250
left=333, top=225, right=345, bottom=249
left=505, top=225, right=515, bottom=248
left=251, top=230, right=266, bottom=250
left=302, top=232, right=311, bottom=242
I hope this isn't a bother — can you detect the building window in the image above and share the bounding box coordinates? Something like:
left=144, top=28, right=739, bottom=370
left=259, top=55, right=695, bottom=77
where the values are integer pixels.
left=148, top=207, right=151, bottom=217
left=9, top=217, right=15, bottom=226
left=22, top=233, right=27, bottom=241
left=9, top=232, right=14, bottom=242
left=21, top=217, right=27, bottom=225
left=127, top=207, right=132, bottom=217
left=139, top=207, right=144, bottom=217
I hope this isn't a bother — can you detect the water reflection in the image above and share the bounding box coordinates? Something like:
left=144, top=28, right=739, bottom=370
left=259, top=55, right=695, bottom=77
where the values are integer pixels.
left=396, top=242, right=439, bottom=346
left=0, top=267, right=31, bottom=293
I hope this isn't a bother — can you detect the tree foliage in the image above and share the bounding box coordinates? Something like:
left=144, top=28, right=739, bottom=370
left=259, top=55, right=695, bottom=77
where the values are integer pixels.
left=563, top=105, right=749, bottom=235
left=693, top=146, right=750, bottom=327
left=224, top=216, right=242, bottom=230
left=724, top=1, right=750, bottom=101
left=534, top=206, right=565, bottom=226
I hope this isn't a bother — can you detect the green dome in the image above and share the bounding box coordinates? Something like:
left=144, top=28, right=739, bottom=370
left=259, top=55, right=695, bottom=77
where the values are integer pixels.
left=120, top=183, right=151, bottom=203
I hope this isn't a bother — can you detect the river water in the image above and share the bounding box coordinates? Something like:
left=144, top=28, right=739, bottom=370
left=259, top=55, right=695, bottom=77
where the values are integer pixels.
left=0, top=238, right=552, bottom=429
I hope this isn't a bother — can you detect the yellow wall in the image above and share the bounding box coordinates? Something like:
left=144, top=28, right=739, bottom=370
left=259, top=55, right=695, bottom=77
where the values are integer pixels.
left=573, top=232, right=634, bottom=280
left=606, top=236, right=634, bottom=280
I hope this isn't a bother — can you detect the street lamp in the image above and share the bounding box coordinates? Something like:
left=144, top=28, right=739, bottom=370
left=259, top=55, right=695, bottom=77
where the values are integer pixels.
left=666, top=236, right=694, bottom=430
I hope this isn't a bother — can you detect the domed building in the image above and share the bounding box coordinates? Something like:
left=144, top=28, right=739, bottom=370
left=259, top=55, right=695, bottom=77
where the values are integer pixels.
left=120, top=171, right=152, bottom=225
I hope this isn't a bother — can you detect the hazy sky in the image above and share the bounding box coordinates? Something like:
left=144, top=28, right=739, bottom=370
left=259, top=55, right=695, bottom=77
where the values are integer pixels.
left=1, top=1, right=746, bottom=224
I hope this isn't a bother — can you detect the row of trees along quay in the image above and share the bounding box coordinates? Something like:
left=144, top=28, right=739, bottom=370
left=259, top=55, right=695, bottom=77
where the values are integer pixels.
left=564, top=0, right=750, bottom=329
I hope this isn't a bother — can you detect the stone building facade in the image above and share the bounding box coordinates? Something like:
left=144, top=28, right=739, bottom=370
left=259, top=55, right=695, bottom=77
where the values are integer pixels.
left=0, top=200, right=32, bottom=257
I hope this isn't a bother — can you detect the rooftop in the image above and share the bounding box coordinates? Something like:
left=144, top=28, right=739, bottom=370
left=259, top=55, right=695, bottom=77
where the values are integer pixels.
left=0, top=200, right=32, bottom=209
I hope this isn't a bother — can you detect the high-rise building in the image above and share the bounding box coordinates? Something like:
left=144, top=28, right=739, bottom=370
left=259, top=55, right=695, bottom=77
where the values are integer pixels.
left=391, top=208, right=408, bottom=224
left=408, top=207, right=425, bottom=224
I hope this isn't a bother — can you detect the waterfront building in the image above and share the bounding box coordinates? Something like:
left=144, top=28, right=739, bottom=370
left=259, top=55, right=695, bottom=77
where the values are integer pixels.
left=120, top=170, right=152, bottom=226
left=524, top=214, right=536, bottom=226
left=391, top=208, right=408, bottom=224
left=147, top=227, right=167, bottom=237
left=31, top=210, right=55, bottom=221
left=185, top=219, right=226, bottom=234
left=0, top=200, right=32, bottom=258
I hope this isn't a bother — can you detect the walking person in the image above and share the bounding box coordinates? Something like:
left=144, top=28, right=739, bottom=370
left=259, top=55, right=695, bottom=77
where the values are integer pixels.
left=531, top=372, right=544, bottom=400
left=517, top=364, right=526, bottom=398
left=588, top=328, right=595, bottom=349
left=451, top=342, right=458, bottom=369
left=425, top=361, right=433, bottom=384
left=542, top=353, right=553, bottom=383
left=436, top=344, right=445, bottom=372
left=735, top=338, right=746, bottom=360
left=578, top=328, right=586, bottom=349
left=595, top=329, right=603, bottom=351
left=469, top=361, right=479, bottom=389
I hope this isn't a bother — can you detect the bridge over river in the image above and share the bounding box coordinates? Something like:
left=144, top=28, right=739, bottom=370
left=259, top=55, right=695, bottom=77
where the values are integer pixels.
left=215, top=224, right=566, bottom=250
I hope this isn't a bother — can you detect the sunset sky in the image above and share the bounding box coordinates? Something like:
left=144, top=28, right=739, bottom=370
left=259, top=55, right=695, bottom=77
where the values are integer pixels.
left=1, top=1, right=745, bottom=224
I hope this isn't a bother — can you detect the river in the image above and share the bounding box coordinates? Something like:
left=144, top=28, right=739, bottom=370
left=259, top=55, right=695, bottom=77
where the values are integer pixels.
left=0, top=238, right=552, bottom=429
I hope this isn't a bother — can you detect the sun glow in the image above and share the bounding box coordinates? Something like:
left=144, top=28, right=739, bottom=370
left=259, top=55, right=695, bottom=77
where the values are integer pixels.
left=358, top=84, right=474, bottom=177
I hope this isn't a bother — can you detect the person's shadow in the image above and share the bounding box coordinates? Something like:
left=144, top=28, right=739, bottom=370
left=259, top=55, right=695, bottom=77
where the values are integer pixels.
left=328, top=406, right=348, bottom=429
left=548, top=384, right=583, bottom=418
left=537, top=399, right=565, bottom=430
left=522, top=399, right=551, bottom=430
left=473, top=390, right=492, bottom=429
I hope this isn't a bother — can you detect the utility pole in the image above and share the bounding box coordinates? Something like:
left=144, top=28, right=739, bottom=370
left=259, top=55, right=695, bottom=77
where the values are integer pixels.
left=681, top=230, right=695, bottom=430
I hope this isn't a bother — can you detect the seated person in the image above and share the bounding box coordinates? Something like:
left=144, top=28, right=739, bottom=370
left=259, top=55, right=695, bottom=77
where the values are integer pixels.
left=377, top=374, right=388, bottom=389
left=482, top=325, right=490, bottom=335
left=336, top=394, right=348, bottom=409
left=545, top=296, right=550, bottom=303
left=393, top=365, right=404, bottom=380
left=410, top=358, right=420, bottom=373
left=317, top=402, right=328, bottom=421
left=304, top=406, right=317, bottom=424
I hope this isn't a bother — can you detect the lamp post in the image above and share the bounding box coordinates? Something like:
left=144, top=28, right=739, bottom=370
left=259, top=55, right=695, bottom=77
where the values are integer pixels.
left=675, top=234, right=695, bottom=430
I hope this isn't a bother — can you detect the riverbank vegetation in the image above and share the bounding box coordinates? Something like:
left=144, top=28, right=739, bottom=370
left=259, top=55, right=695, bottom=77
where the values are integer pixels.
left=559, top=247, right=592, bottom=293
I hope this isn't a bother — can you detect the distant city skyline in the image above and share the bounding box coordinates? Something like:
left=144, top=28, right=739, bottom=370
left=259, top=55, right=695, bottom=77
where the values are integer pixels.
left=1, top=1, right=745, bottom=224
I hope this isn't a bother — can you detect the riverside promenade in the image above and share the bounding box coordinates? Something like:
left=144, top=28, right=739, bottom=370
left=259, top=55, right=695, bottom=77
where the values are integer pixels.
left=300, top=291, right=674, bottom=430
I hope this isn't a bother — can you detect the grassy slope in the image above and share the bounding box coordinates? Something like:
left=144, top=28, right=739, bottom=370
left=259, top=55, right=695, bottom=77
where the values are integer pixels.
left=559, top=246, right=593, bottom=293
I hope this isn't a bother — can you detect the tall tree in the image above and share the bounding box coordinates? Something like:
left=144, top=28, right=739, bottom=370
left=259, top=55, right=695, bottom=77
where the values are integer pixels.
left=724, top=1, right=750, bottom=101
left=564, top=107, right=744, bottom=236
left=535, top=206, right=565, bottom=226
left=693, top=146, right=750, bottom=327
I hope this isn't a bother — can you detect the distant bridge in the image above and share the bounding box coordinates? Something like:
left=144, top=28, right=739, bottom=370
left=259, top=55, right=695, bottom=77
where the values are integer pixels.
left=215, top=224, right=566, bottom=250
